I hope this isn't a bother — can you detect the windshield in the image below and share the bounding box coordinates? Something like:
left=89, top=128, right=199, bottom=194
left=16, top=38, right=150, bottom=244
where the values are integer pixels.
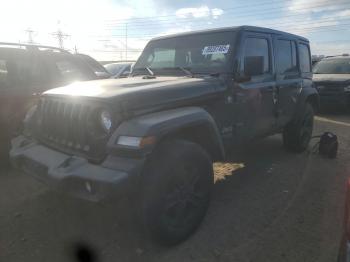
left=104, top=63, right=129, bottom=75
left=313, top=58, right=350, bottom=74
left=77, top=55, right=107, bottom=74
left=134, top=31, right=236, bottom=74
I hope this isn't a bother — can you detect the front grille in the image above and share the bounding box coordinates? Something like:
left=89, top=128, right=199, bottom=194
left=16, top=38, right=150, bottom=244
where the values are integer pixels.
left=36, top=97, right=109, bottom=162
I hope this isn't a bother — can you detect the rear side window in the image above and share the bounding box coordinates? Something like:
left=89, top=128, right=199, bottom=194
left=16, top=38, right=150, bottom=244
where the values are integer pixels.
left=299, top=43, right=311, bottom=73
left=275, top=40, right=298, bottom=74
left=0, top=53, right=48, bottom=88
left=243, top=38, right=270, bottom=75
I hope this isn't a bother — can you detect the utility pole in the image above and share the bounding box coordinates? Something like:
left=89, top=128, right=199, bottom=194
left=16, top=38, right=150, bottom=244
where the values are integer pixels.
left=125, top=23, right=128, bottom=61
left=25, top=28, right=35, bottom=44
left=74, top=45, right=78, bottom=54
left=52, top=29, right=70, bottom=49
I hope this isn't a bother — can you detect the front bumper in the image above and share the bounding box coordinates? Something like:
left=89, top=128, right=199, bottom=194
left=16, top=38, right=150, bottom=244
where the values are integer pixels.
left=10, top=136, right=144, bottom=202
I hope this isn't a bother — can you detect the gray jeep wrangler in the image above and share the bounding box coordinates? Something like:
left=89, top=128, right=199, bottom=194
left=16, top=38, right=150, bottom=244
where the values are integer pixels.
left=10, top=26, right=319, bottom=244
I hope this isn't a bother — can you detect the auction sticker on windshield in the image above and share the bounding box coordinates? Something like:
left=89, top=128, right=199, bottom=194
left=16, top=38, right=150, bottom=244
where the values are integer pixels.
left=202, top=45, right=230, bottom=55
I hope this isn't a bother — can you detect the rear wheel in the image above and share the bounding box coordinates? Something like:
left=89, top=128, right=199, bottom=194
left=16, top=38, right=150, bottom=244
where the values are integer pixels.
left=283, top=103, right=314, bottom=153
left=141, top=139, right=213, bottom=245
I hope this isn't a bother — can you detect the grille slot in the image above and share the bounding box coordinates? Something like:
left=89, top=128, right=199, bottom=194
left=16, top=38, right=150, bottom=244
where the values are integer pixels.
left=36, top=97, right=108, bottom=162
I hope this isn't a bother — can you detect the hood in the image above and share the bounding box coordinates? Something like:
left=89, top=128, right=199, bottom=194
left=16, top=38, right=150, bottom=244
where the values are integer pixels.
left=43, top=76, right=224, bottom=110
left=313, top=74, right=350, bottom=83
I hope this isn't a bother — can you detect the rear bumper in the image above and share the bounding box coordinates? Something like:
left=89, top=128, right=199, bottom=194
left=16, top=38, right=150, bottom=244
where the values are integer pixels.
left=10, top=136, right=144, bottom=202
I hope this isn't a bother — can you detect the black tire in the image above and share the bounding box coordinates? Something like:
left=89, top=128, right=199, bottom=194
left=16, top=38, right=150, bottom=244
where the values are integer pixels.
left=283, top=103, right=314, bottom=153
left=141, top=139, right=213, bottom=245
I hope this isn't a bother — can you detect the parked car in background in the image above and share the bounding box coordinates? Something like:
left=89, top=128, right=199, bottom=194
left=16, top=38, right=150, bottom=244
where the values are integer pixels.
left=104, top=62, right=134, bottom=78
left=0, top=43, right=98, bottom=165
left=313, top=54, right=350, bottom=110
left=312, top=55, right=325, bottom=66
left=75, top=53, right=111, bottom=79
left=11, top=26, right=318, bottom=244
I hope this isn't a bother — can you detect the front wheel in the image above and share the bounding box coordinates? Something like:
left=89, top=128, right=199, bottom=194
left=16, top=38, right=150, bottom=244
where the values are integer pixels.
left=141, top=139, right=213, bottom=245
left=283, top=103, right=314, bottom=153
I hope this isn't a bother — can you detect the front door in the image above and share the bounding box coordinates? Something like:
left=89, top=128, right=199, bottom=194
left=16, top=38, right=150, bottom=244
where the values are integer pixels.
left=233, top=33, right=277, bottom=143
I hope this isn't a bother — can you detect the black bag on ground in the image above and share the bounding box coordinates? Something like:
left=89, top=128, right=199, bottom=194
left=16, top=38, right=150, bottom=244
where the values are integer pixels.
left=319, top=132, right=338, bottom=159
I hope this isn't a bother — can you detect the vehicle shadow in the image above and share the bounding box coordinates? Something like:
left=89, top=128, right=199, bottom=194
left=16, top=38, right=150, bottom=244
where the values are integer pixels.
left=2, top=135, right=311, bottom=262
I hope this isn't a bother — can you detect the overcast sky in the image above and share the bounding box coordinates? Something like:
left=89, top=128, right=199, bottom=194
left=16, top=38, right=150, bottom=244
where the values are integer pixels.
left=1, top=0, right=349, bottom=60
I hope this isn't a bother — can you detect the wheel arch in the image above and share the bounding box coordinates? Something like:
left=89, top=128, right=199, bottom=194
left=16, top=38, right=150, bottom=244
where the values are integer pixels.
left=108, top=107, right=225, bottom=161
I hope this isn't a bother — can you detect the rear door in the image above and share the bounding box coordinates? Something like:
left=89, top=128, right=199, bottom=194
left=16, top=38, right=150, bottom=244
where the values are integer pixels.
left=274, top=37, right=301, bottom=127
left=233, top=32, right=277, bottom=142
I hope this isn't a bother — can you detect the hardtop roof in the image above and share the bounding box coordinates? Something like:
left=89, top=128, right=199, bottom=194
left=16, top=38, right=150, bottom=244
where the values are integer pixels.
left=151, top=25, right=309, bottom=43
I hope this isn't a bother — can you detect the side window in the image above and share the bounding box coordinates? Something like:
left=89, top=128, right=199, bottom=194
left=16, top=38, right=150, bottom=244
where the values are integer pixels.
left=243, top=37, right=270, bottom=76
left=275, top=40, right=298, bottom=74
left=13, top=55, right=48, bottom=88
left=299, top=43, right=311, bottom=73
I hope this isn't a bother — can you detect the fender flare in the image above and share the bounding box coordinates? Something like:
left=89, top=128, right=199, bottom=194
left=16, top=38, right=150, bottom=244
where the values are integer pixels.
left=295, top=87, right=320, bottom=117
left=107, top=107, right=225, bottom=160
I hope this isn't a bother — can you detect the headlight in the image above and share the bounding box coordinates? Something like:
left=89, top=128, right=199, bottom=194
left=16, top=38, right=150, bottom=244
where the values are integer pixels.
left=344, top=86, right=350, bottom=92
left=100, top=110, right=112, bottom=133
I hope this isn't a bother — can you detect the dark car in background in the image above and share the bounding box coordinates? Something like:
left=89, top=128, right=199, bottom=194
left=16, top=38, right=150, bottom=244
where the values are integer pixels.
left=104, top=62, right=134, bottom=78
left=75, top=53, right=111, bottom=79
left=0, top=43, right=98, bottom=165
left=313, top=55, right=350, bottom=110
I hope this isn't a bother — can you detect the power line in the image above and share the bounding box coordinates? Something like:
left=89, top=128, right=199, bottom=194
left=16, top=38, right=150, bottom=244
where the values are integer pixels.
left=104, top=0, right=342, bottom=23
left=88, top=15, right=350, bottom=39
left=104, top=0, right=349, bottom=27
left=86, top=21, right=350, bottom=39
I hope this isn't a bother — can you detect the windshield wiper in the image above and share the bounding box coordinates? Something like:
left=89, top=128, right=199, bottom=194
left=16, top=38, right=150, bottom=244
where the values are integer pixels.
left=146, top=67, right=154, bottom=76
left=132, top=67, right=155, bottom=77
left=178, top=67, right=193, bottom=77
left=161, top=67, right=193, bottom=77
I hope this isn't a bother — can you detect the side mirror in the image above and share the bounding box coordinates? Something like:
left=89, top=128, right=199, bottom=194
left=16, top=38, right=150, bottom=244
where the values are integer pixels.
left=244, top=56, right=264, bottom=77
